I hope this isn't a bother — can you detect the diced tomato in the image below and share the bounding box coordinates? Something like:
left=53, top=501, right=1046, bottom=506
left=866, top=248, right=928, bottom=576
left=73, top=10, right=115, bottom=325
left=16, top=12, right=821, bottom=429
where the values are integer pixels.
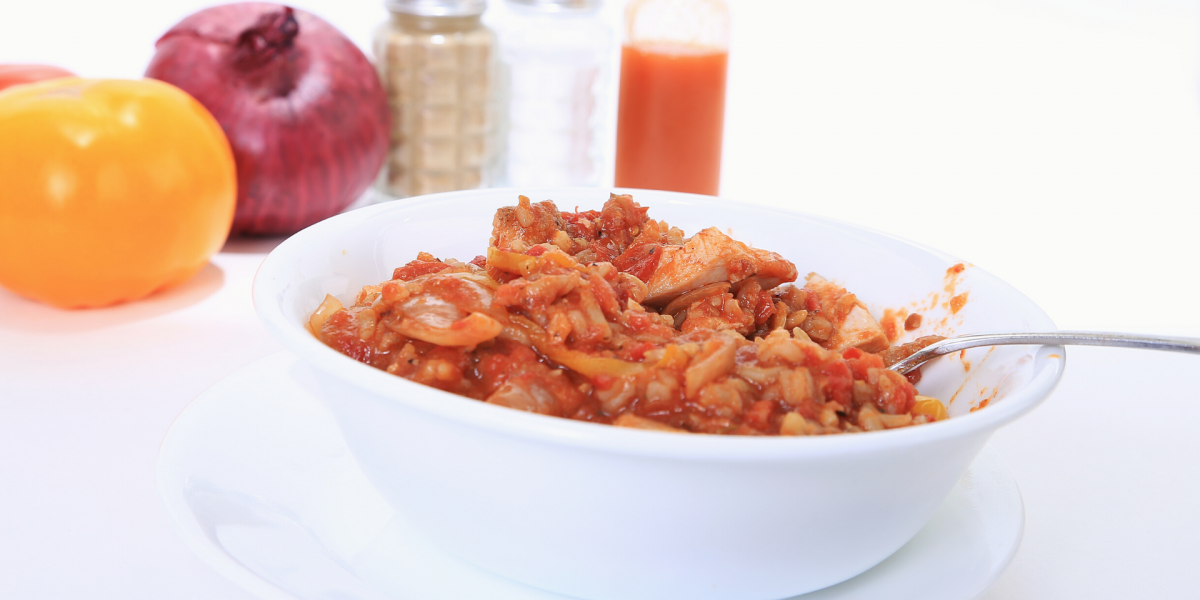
left=393, top=259, right=452, bottom=281
left=320, top=310, right=375, bottom=364
left=753, top=291, right=776, bottom=325
left=904, top=367, right=923, bottom=385
left=743, top=399, right=776, bottom=431
left=493, top=284, right=520, bottom=307
left=589, top=274, right=624, bottom=319
left=845, top=352, right=884, bottom=379
left=791, top=393, right=824, bottom=421
left=598, top=193, right=649, bottom=248
left=561, top=209, right=601, bottom=242
left=818, top=359, right=854, bottom=406
left=805, top=292, right=821, bottom=312
left=592, top=374, right=617, bottom=389
left=873, top=369, right=916, bottom=415
left=476, top=341, right=539, bottom=394
left=423, top=275, right=490, bottom=312
left=624, top=341, right=658, bottom=361
left=612, top=241, right=662, bottom=281
left=624, top=310, right=655, bottom=332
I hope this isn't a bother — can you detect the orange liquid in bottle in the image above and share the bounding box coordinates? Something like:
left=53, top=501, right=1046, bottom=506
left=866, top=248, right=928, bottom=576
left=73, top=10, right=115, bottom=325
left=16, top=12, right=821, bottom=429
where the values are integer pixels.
left=614, top=43, right=728, bottom=196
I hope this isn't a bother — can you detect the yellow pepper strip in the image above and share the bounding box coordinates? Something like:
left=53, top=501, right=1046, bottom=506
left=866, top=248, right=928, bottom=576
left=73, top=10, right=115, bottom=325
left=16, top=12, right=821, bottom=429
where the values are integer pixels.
left=507, top=315, right=646, bottom=380
left=487, top=246, right=587, bottom=277
left=487, top=246, right=538, bottom=276
left=911, top=395, right=949, bottom=421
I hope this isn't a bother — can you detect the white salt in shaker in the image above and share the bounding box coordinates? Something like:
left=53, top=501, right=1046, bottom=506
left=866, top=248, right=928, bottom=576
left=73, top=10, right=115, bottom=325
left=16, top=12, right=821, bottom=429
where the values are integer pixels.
left=494, top=0, right=613, bottom=187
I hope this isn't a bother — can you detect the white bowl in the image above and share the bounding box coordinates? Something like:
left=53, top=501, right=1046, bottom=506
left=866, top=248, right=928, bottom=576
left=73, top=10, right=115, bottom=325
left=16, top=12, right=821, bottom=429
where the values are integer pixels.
left=253, top=187, right=1064, bottom=600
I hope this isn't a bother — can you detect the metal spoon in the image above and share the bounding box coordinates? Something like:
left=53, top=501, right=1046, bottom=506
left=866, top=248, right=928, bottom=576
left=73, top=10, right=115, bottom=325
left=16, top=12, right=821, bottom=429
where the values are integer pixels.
left=887, top=331, right=1200, bottom=375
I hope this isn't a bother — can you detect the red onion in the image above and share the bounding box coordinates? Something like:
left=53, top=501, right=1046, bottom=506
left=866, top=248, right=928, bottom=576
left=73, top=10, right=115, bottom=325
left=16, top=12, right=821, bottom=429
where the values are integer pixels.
left=146, top=3, right=389, bottom=235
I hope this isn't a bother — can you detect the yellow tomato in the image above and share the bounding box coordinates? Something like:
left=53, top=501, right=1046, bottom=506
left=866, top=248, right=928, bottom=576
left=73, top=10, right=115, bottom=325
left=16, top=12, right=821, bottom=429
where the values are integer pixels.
left=0, top=78, right=235, bottom=308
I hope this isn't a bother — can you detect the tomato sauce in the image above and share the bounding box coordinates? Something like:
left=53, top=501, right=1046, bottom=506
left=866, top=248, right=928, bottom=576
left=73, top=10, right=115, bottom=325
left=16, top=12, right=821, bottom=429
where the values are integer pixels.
left=313, top=195, right=953, bottom=436
left=614, top=43, right=728, bottom=196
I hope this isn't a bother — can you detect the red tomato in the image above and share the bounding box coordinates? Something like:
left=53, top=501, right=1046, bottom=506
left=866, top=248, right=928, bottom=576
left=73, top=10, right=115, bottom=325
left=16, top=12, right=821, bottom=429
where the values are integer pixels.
left=0, top=64, right=75, bottom=92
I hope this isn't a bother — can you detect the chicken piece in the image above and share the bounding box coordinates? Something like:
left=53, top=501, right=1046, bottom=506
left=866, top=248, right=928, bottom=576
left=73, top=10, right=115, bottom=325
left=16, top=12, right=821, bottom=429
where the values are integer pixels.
left=803, top=273, right=888, bottom=353
left=643, top=227, right=797, bottom=306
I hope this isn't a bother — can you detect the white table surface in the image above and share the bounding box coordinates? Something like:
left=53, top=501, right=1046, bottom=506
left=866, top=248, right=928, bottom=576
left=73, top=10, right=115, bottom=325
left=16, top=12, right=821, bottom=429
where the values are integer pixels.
left=3, top=0, right=1200, bottom=598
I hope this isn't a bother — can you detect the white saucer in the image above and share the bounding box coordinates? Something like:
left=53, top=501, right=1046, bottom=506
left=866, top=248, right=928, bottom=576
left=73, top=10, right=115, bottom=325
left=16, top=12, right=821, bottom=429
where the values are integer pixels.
left=158, top=351, right=1025, bottom=600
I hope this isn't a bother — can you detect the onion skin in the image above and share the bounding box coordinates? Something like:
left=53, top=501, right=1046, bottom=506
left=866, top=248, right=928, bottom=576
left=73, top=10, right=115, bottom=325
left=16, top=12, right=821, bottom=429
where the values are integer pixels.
left=145, top=3, right=389, bottom=235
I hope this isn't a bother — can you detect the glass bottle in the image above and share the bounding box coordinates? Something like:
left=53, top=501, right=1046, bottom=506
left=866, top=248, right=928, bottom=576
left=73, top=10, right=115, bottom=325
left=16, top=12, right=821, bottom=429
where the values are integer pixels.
left=374, top=0, right=498, bottom=198
left=614, top=0, right=730, bottom=196
left=494, top=0, right=613, bottom=188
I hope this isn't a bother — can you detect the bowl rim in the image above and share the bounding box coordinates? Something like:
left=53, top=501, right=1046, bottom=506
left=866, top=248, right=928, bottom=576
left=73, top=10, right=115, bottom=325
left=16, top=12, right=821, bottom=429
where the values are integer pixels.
left=253, top=187, right=1065, bottom=461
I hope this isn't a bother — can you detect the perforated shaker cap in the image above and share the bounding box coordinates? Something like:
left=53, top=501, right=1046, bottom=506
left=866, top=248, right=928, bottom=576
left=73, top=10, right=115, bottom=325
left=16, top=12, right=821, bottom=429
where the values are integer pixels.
left=385, top=0, right=488, bottom=16
left=506, top=0, right=601, bottom=11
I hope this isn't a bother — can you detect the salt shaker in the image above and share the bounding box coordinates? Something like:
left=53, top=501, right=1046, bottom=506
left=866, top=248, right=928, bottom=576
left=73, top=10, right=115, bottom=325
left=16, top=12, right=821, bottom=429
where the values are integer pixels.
left=374, top=0, right=498, bottom=197
left=494, top=0, right=612, bottom=187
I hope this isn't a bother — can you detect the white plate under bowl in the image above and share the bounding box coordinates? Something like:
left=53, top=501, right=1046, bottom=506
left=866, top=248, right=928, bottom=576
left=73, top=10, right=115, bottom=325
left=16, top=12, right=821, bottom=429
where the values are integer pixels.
left=159, top=351, right=1025, bottom=600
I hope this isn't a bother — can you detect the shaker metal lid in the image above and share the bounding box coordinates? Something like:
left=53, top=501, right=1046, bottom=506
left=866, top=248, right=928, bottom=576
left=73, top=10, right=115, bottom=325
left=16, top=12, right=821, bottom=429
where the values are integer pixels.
left=506, top=0, right=601, bottom=11
left=385, top=0, right=488, bottom=16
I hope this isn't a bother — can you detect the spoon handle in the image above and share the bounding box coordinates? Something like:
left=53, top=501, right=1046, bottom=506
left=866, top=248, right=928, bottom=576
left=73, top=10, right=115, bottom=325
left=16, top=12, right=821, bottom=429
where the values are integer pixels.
left=888, top=331, right=1200, bottom=374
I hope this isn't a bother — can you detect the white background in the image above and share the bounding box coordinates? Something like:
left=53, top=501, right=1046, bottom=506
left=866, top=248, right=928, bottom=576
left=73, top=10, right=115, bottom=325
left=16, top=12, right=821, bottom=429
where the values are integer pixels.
left=3, top=0, right=1197, bottom=333
left=2, top=0, right=1200, bottom=598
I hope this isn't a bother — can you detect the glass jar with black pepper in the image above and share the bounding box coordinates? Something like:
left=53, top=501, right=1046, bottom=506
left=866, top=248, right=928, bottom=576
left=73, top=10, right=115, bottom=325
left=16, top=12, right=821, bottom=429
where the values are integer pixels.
left=374, top=0, right=498, bottom=198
